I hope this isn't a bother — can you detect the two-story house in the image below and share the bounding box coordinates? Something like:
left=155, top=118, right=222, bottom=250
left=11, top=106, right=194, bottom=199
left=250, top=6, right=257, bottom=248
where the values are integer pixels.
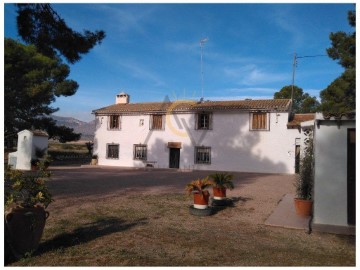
left=92, top=92, right=304, bottom=174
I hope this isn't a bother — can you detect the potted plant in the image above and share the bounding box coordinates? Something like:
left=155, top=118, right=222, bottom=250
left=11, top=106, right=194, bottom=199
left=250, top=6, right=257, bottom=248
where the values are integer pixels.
left=91, top=154, right=98, bottom=165
left=185, top=177, right=213, bottom=209
left=30, top=158, right=40, bottom=170
left=4, top=161, right=53, bottom=259
left=294, top=139, right=314, bottom=216
left=209, top=172, right=234, bottom=200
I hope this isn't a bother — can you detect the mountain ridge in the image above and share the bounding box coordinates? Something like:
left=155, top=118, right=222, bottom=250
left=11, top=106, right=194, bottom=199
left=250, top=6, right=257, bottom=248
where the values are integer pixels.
left=52, top=115, right=95, bottom=141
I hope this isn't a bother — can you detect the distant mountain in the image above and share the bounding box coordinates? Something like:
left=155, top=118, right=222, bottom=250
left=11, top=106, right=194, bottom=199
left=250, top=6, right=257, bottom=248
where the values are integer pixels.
left=52, top=115, right=95, bottom=141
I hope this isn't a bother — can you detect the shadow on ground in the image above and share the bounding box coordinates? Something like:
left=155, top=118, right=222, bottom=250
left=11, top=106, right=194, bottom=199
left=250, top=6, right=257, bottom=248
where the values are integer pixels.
left=5, top=217, right=147, bottom=265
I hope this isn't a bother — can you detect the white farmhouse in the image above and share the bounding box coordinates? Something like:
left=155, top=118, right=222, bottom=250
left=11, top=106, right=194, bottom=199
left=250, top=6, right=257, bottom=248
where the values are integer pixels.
left=92, top=92, right=309, bottom=174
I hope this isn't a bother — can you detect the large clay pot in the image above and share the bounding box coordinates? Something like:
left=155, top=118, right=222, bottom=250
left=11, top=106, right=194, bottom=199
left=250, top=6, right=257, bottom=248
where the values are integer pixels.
left=193, top=191, right=210, bottom=209
left=213, top=187, right=227, bottom=200
left=90, top=158, right=98, bottom=165
left=294, top=198, right=313, bottom=216
left=5, top=206, right=49, bottom=258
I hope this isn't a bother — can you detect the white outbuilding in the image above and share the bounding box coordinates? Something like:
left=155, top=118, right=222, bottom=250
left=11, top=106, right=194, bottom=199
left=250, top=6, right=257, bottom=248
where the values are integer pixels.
left=8, top=129, right=49, bottom=170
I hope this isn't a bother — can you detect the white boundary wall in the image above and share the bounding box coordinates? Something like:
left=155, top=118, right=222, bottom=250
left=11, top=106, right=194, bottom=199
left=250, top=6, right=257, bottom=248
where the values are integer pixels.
left=313, top=113, right=355, bottom=227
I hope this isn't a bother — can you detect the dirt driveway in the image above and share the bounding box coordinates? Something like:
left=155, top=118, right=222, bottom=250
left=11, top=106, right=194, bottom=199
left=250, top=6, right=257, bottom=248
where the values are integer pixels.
left=47, top=166, right=294, bottom=225
left=11, top=166, right=355, bottom=266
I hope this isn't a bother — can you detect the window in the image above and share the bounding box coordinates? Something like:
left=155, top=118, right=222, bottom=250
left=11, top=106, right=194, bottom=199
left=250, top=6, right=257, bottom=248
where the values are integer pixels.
left=196, top=112, right=212, bottom=130
left=251, top=112, right=269, bottom=130
left=108, top=115, right=121, bottom=130
left=195, top=146, right=211, bottom=164
left=107, top=144, right=119, bottom=159
left=150, top=114, right=165, bottom=130
left=134, top=144, right=147, bottom=160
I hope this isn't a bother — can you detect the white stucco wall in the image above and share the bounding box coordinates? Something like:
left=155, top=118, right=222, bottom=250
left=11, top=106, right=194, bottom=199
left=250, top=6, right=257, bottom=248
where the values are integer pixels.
left=94, top=111, right=300, bottom=174
left=313, top=117, right=355, bottom=227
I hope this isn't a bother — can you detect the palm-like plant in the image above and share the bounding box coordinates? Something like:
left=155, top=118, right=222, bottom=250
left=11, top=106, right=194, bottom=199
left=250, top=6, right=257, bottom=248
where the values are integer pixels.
left=209, top=173, right=234, bottom=190
left=185, top=177, right=213, bottom=196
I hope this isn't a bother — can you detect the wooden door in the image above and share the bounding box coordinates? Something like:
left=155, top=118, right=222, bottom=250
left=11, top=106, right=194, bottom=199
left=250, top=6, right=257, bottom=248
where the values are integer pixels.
left=347, top=129, right=356, bottom=225
left=169, top=148, right=180, bottom=169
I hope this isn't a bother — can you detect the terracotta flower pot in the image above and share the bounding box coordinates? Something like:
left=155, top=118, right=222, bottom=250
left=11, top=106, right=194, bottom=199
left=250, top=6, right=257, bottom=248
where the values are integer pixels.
left=213, top=187, right=227, bottom=200
left=294, top=198, right=313, bottom=216
left=5, top=206, right=49, bottom=258
left=193, top=191, right=210, bottom=209
left=90, top=158, right=98, bottom=165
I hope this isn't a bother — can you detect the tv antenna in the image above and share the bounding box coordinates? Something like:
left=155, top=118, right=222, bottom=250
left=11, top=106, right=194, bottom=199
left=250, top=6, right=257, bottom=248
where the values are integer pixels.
left=200, top=37, right=208, bottom=99
left=291, top=52, right=327, bottom=104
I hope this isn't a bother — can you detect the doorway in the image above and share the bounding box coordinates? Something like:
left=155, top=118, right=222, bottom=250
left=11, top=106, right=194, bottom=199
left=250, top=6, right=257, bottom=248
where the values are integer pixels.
left=169, top=148, right=180, bottom=169
left=347, top=128, right=356, bottom=225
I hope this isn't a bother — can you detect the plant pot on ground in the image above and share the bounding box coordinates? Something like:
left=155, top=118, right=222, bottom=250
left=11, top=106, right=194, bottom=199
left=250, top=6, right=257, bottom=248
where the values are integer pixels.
left=90, top=154, right=98, bottom=165
left=294, top=138, right=314, bottom=217
left=185, top=177, right=213, bottom=209
left=4, top=162, right=53, bottom=260
left=209, top=172, right=235, bottom=200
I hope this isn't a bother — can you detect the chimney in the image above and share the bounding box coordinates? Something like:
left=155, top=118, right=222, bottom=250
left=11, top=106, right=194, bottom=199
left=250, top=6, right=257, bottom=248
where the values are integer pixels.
left=116, top=92, right=130, bottom=104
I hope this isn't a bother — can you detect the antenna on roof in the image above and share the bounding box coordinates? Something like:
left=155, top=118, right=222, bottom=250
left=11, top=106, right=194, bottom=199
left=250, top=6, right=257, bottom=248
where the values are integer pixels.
left=200, top=37, right=208, bottom=100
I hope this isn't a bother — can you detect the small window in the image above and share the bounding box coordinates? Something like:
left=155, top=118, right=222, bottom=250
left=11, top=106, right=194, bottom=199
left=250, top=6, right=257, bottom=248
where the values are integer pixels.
left=108, top=115, right=121, bottom=130
left=134, top=144, right=147, bottom=160
left=195, top=146, right=211, bottom=164
left=150, top=114, right=165, bottom=130
left=251, top=112, right=269, bottom=130
left=107, top=144, right=119, bottom=159
left=196, top=112, right=212, bottom=130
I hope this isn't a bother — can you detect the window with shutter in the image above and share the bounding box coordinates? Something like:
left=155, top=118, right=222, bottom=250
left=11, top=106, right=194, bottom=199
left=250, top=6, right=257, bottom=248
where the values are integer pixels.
left=150, top=114, right=164, bottom=130
left=251, top=113, right=269, bottom=130
left=108, top=115, right=121, bottom=130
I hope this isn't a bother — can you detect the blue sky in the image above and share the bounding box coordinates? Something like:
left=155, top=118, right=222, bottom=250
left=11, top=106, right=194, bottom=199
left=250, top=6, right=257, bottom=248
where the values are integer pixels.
left=4, top=2, right=354, bottom=122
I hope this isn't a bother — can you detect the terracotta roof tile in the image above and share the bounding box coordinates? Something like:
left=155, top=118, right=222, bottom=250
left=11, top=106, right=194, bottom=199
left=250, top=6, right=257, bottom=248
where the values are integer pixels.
left=32, top=130, right=49, bottom=137
left=287, top=113, right=315, bottom=128
left=93, top=99, right=291, bottom=114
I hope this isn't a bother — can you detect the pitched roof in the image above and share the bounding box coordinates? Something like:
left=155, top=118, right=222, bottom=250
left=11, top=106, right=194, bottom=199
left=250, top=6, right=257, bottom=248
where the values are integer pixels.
left=32, top=129, right=49, bottom=137
left=93, top=99, right=291, bottom=114
left=287, top=113, right=316, bottom=129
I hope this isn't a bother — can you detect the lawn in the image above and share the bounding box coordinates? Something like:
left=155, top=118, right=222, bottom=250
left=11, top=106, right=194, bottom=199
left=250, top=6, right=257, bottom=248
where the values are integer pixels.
left=6, top=169, right=356, bottom=266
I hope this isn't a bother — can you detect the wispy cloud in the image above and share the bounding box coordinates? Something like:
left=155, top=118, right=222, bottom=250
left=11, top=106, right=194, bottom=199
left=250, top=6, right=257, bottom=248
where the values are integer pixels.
left=94, top=4, right=158, bottom=38
left=166, top=41, right=199, bottom=53
left=118, top=60, right=166, bottom=87
left=267, top=6, right=305, bottom=47
left=224, top=65, right=288, bottom=86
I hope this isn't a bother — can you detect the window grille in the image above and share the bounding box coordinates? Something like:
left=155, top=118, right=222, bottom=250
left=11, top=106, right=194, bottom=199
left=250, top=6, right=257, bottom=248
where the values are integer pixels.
left=107, top=144, right=119, bottom=159
left=134, top=144, right=147, bottom=160
left=195, top=146, right=211, bottom=164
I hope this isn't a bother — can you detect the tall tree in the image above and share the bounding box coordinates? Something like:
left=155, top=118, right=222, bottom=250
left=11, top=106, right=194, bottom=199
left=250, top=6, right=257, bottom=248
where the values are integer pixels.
left=4, top=38, right=80, bottom=141
left=274, top=85, right=320, bottom=113
left=5, top=4, right=105, bottom=144
left=319, top=10, right=355, bottom=114
left=16, top=4, right=105, bottom=64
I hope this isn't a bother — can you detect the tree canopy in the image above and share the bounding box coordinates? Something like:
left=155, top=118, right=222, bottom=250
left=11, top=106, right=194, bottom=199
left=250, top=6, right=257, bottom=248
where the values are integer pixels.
left=16, top=4, right=105, bottom=64
left=274, top=85, right=320, bottom=113
left=5, top=4, right=106, bottom=144
left=319, top=10, right=355, bottom=114
left=5, top=38, right=80, bottom=142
